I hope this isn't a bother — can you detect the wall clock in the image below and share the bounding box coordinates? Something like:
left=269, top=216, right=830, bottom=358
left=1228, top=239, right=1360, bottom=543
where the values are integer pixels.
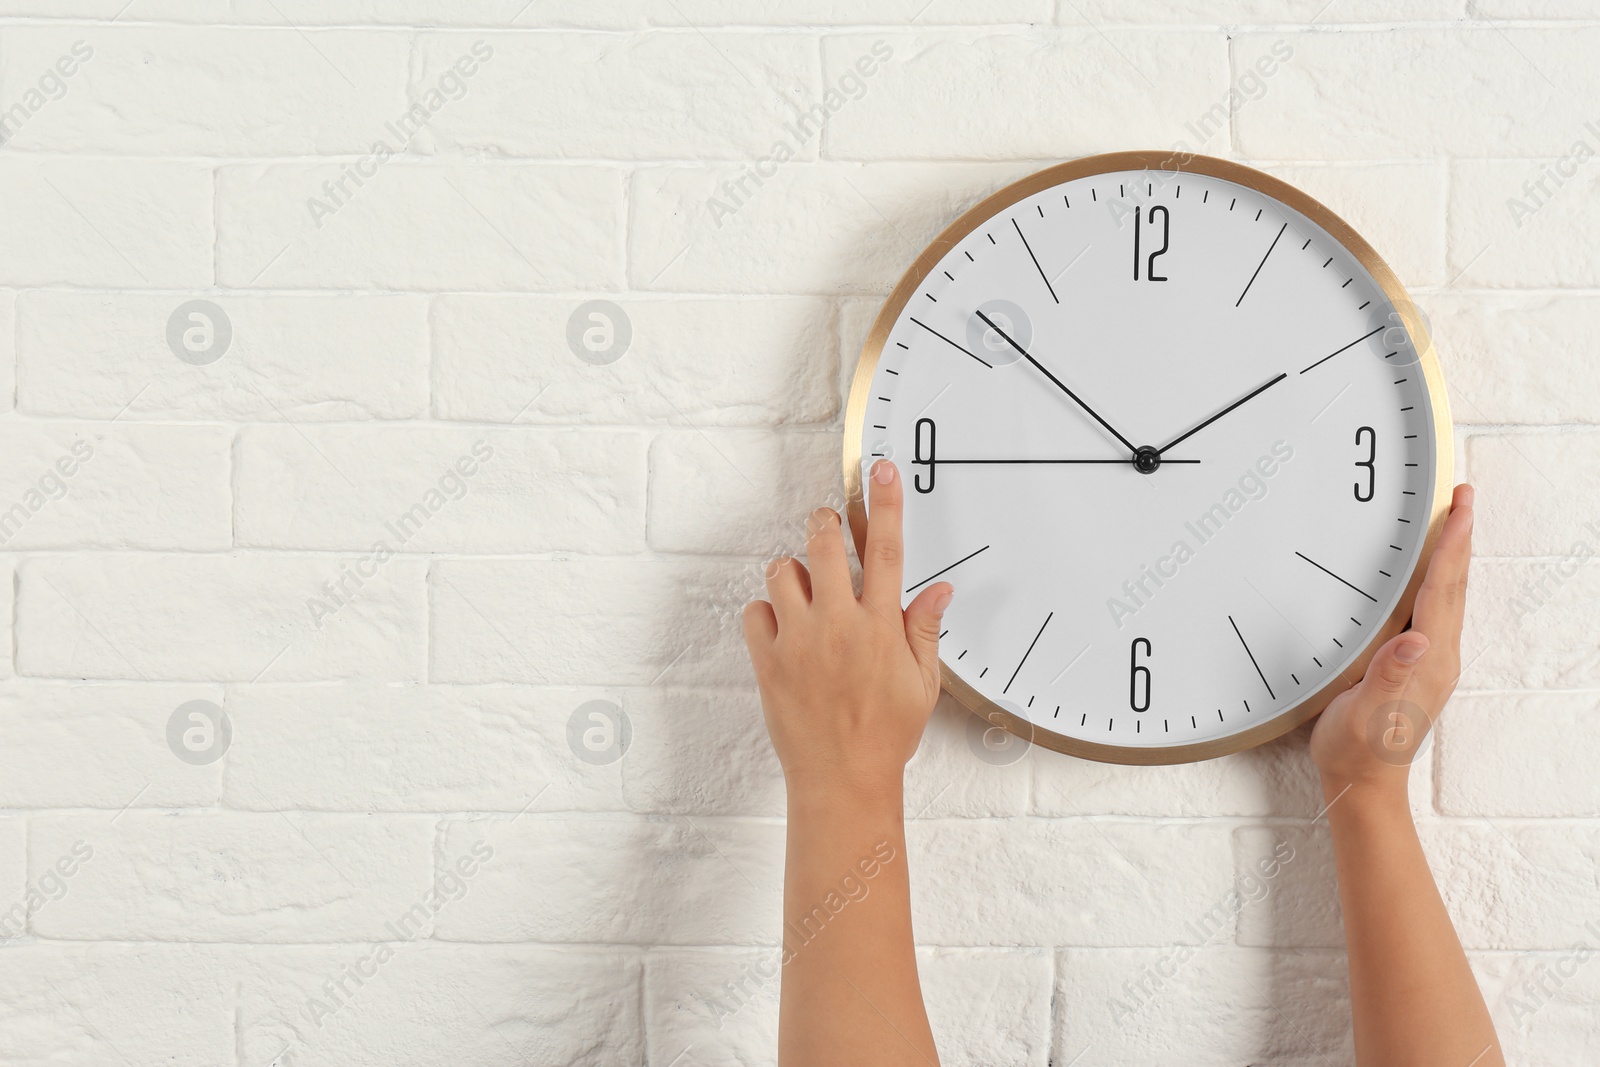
left=844, top=151, right=1452, bottom=765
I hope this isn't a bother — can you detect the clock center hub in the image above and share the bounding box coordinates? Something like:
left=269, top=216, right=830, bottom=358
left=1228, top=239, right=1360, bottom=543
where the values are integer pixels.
left=1133, top=445, right=1162, bottom=474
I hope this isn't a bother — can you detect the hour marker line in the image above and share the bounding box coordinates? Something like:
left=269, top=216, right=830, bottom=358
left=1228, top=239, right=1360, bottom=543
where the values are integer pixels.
left=1294, top=550, right=1378, bottom=603
left=1012, top=217, right=1059, bottom=304
left=1236, top=222, right=1287, bottom=307
left=1300, top=325, right=1386, bottom=374
left=1003, top=611, right=1053, bottom=694
left=905, top=544, right=990, bottom=593
left=1229, top=614, right=1276, bottom=700
left=909, top=315, right=992, bottom=368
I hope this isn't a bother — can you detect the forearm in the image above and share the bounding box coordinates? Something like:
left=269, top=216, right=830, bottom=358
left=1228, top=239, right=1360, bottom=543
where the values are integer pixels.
left=1323, top=780, right=1502, bottom=1067
left=778, top=780, right=938, bottom=1067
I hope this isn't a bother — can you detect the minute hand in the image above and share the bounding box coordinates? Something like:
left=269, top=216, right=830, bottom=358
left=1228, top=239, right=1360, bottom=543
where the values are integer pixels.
left=976, top=310, right=1139, bottom=456
left=1156, top=372, right=1287, bottom=455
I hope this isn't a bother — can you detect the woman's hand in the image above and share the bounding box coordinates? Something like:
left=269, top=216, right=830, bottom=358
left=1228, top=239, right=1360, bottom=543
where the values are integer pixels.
left=1310, top=483, right=1474, bottom=797
left=742, top=459, right=953, bottom=800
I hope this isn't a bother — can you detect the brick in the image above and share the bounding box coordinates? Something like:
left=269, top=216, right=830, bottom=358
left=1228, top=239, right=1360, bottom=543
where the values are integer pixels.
left=235, top=425, right=647, bottom=553
left=839, top=295, right=882, bottom=413
left=1469, top=0, right=1600, bottom=14
left=1438, top=691, right=1600, bottom=817
left=0, top=0, right=1054, bottom=23
left=1032, top=725, right=1324, bottom=817
left=903, top=695, right=1031, bottom=819
left=644, top=947, right=781, bottom=1065
left=0, top=26, right=408, bottom=154
left=217, top=163, right=623, bottom=290
left=17, top=292, right=429, bottom=420
left=1234, top=29, right=1600, bottom=158
left=646, top=0, right=1053, bottom=23
left=419, top=32, right=818, bottom=160
left=434, top=814, right=783, bottom=943
left=1233, top=823, right=1341, bottom=948
left=1426, top=292, right=1600, bottom=425
left=1065, top=0, right=1463, bottom=20
left=1253, top=162, right=1446, bottom=288
left=1055, top=946, right=1353, bottom=1065
left=0, top=818, right=21, bottom=930
left=620, top=687, right=786, bottom=817
left=0, top=422, right=230, bottom=550
left=221, top=683, right=626, bottom=814
left=0, top=564, right=11, bottom=682
left=17, top=555, right=428, bottom=682
left=28, top=811, right=435, bottom=941
left=647, top=429, right=839, bottom=554
left=0, top=159, right=210, bottom=287
left=629, top=161, right=1036, bottom=294
left=1461, top=557, right=1600, bottom=690
left=908, top=819, right=1234, bottom=945
left=429, top=559, right=753, bottom=687
left=1422, top=821, right=1600, bottom=950
left=1449, top=159, right=1600, bottom=288
left=432, top=294, right=840, bottom=426
left=1472, top=949, right=1600, bottom=1065
left=1468, top=433, right=1600, bottom=556
left=239, top=943, right=644, bottom=1067
left=0, top=944, right=234, bottom=1066
left=922, top=947, right=1054, bottom=1066
left=0, top=0, right=574, bottom=22
left=0, top=682, right=223, bottom=809
left=0, top=292, right=13, bottom=414
left=821, top=31, right=1225, bottom=160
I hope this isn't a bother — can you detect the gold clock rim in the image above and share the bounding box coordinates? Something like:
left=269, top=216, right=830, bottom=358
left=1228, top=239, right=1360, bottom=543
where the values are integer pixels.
left=841, top=149, right=1454, bottom=767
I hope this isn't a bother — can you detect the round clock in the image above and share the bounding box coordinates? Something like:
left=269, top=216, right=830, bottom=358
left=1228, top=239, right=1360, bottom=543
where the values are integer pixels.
left=844, top=151, right=1452, bottom=765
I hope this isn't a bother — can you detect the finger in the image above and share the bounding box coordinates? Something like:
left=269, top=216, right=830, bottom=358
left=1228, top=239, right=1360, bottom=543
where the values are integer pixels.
left=742, top=599, right=778, bottom=661
left=1360, top=630, right=1429, bottom=703
left=803, top=507, right=852, bottom=606
left=903, top=582, right=954, bottom=675
left=860, top=460, right=906, bottom=614
left=1412, top=483, right=1474, bottom=646
left=764, top=556, right=811, bottom=625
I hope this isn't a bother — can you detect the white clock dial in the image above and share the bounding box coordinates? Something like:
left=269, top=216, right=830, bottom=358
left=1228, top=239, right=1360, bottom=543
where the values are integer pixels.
left=847, top=154, right=1451, bottom=764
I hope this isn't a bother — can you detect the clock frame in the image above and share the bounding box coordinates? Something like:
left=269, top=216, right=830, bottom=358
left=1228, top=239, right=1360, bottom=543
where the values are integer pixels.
left=842, top=150, right=1453, bottom=766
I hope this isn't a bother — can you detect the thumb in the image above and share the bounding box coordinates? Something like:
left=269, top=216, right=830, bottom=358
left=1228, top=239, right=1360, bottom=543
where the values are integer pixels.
left=903, top=583, right=954, bottom=674
left=1361, top=631, right=1429, bottom=700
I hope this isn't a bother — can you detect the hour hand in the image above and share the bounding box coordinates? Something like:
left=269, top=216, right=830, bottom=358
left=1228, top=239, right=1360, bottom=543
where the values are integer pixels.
left=1156, top=372, right=1288, bottom=455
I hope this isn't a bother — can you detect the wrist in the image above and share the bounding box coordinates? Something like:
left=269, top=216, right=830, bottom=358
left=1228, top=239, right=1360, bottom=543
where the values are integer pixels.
left=1318, top=773, right=1412, bottom=823
left=785, top=770, right=905, bottom=821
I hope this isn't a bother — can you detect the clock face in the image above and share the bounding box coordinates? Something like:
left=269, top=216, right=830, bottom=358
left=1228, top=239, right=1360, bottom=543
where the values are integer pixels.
left=846, top=153, right=1451, bottom=764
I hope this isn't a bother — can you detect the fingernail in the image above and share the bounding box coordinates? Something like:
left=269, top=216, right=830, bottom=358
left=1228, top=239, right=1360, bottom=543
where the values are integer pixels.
left=811, top=506, right=836, bottom=527
left=872, top=460, right=895, bottom=485
left=933, top=589, right=954, bottom=613
left=1461, top=484, right=1476, bottom=510
left=1395, top=637, right=1427, bottom=665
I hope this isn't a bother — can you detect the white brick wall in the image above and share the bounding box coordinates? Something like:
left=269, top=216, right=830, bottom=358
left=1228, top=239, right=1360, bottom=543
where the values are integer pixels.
left=0, top=2, right=1594, bottom=1064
